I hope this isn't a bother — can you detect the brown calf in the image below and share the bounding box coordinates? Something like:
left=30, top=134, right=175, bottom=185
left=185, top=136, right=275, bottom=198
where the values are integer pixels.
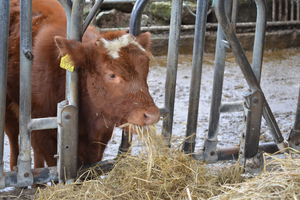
left=6, top=0, right=160, bottom=170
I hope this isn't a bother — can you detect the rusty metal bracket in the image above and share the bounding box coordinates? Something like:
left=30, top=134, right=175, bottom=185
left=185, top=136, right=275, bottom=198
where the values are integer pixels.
left=57, top=100, right=78, bottom=184
left=239, top=89, right=264, bottom=167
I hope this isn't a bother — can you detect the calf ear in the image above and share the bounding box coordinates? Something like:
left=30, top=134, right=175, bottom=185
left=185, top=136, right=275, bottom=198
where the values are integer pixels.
left=54, top=36, right=85, bottom=67
left=135, top=32, right=151, bottom=51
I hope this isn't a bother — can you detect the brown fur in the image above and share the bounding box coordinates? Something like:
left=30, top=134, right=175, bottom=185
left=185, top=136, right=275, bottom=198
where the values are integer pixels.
left=6, top=0, right=160, bottom=170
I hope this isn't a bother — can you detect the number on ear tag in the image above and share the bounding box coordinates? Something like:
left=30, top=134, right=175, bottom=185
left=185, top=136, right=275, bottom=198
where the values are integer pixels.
left=60, top=54, right=74, bottom=72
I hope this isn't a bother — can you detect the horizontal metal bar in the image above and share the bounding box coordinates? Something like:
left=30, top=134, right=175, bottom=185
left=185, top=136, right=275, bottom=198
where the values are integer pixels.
left=28, top=117, right=58, bottom=131
left=99, top=20, right=300, bottom=33
left=193, top=142, right=280, bottom=163
left=159, top=107, right=169, bottom=117
left=2, top=167, right=58, bottom=188
left=99, top=0, right=171, bottom=3
left=219, top=102, right=244, bottom=113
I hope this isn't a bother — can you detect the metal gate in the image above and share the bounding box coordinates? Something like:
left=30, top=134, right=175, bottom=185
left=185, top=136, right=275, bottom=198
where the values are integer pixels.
left=0, top=0, right=300, bottom=188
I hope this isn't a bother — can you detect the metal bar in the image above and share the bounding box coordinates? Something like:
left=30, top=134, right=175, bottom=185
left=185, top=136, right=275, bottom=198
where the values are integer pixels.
left=204, top=0, right=231, bottom=163
left=57, top=102, right=78, bottom=184
left=287, top=88, right=300, bottom=149
left=291, top=0, right=295, bottom=21
left=279, top=0, right=282, bottom=20
left=129, top=0, right=149, bottom=36
left=293, top=87, right=300, bottom=131
left=0, top=0, right=10, bottom=181
left=162, top=0, right=183, bottom=147
left=285, top=0, right=288, bottom=21
left=18, top=0, right=34, bottom=187
left=98, top=20, right=300, bottom=33
left=2, top=158, right=115, bottom=188
left=68, top=0, right=82, bottom=107
left=231, top=0, right=239, bottom=32
left=183, top=0, right=208, bottom=154
left=297, top=0, right=300, bottom=21
left=28, top=118, right=58, bottom=131
left=101, top=0, right=170, bottom=3
left=252, top=0, right=267, bottom=83
left=272, top=0, right=276, bottom=21
left=219, top=102, right=244, bottom=113
left=194, top=143, right=280, bottom=163
left=58, top=0, right=72, bottom=38
left=2, top=167, right=58, bottom=188
left=214, top=0, right=285, bottom=147
left=57, top=0, right=84, bottom=184
left=83, top=0, right=104, bottom=34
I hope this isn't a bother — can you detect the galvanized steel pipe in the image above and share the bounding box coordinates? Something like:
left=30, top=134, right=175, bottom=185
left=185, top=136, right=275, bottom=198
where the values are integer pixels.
left=162, top=0, right=183, bottom=147
left=18, top=0, right=34, bottom=187
left=204, top=0, right=231, bottom=163
left=183, top=0, right=208, bottom=154
left=0, top=0, right=10, bottom=179
left=252, top=0, right=267, bottom=83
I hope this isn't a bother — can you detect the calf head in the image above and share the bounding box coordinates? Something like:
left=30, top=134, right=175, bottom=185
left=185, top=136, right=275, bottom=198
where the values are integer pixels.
left=54, top=30, right=160, bottom=131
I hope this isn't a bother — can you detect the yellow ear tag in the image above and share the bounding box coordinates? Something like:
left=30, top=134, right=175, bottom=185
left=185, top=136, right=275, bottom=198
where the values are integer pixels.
left=60, top=54, right=74, bottom=72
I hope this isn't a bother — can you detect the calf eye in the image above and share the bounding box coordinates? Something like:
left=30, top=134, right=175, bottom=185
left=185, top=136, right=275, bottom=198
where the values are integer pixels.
left=109, top=74, right=116, bottom=79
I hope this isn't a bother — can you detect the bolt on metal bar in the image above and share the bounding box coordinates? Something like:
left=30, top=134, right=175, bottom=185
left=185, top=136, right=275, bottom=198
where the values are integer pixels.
left=162, top=0, right=183, bottom=147
left=214, top=0, right=285, bottom=146
left=204, top=0, right=231, bottom=163
left=183, top=0, right=208, bottom=154
left=0, top=0, right=10, bottom=180
left=252, top=0, right=267, bottom=83
left=18, top=0, right=34, bottom=187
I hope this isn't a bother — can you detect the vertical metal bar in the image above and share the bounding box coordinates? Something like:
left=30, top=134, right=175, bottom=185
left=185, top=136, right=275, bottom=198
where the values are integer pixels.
left=204, top=0, right=231, bottom=162
left=183, top=0, right=208, bottom=154
left=18, top=0, right=34, bottom=187
left=252, top=0, right=267, bottom=83
left=231, top=0, right=239, bottom=32
left=0, top=0, right=11, bottom=180
left=129, top=0, right=149, bottom=36
left=58, top=0, right=72, bottom=37
left=272, top=0, right=276, bottom=21
left=279, top=0, right=282, bottom=20
left=162, top=0, right=183, bottom=147
left=285, top=0, right=288, bottom=21
left=68, top=0, right=83, bottom=107
left=291, top=0, right=294, bottom=21
left=58, top=0, right=84, bottom=184
left=297, top=0, right=300, bottom=21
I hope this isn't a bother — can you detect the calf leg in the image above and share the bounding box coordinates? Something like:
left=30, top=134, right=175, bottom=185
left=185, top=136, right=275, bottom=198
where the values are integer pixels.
left=31, top=129, right=57, bottom=168
left=5, top=101, right=20, bottom=171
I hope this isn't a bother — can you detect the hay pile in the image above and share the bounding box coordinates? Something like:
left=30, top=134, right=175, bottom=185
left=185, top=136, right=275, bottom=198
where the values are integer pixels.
left=35, top=126, right=300, bottom=199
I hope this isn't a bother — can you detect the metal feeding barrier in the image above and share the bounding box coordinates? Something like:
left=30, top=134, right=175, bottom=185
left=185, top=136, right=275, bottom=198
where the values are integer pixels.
left=0, top=0, right=300, bottom=188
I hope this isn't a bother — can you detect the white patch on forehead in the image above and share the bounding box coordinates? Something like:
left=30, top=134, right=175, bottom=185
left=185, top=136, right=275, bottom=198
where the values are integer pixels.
left=100, top=34, right=146, bottom=59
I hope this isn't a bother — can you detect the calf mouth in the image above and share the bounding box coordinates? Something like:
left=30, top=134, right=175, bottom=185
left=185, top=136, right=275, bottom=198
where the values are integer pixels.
left=119, top=123, right=157, bottom=135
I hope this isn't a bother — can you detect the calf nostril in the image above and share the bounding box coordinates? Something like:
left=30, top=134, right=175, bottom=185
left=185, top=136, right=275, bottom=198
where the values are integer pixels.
left=144, top=113, right=148, bottom=119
